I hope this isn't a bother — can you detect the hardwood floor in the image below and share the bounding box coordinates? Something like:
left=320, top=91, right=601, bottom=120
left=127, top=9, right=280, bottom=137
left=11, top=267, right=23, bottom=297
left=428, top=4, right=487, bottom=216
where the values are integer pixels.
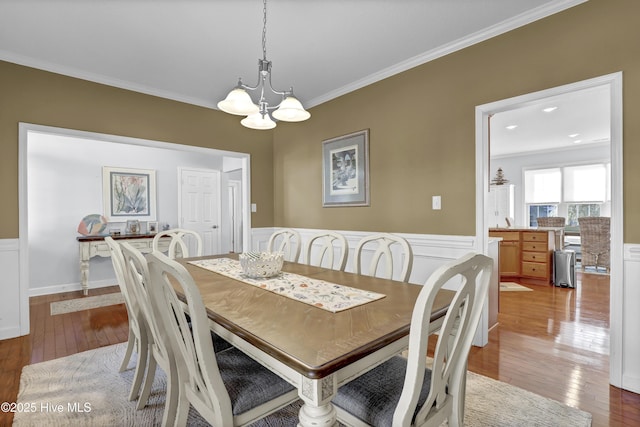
left=1, top=273, right=639, bottom=426
left=467, top=271, right=640, bottom=426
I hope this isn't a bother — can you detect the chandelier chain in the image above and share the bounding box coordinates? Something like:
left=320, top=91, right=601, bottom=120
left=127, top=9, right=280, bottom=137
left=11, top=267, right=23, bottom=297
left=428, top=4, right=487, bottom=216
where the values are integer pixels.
left=262, top=0, right=268, bottom=61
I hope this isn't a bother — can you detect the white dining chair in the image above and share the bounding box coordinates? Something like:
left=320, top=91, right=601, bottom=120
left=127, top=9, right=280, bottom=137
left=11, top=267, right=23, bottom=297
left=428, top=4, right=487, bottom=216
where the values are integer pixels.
left=152, top=228, right=203, bottom=258
left=146, top=251, right=299, bottom=426
left=353, top=233, right=413, bottom=282
left=303, top=231, right=349, bottom=271
left=333, top=252, right=493, bottom=427
left=104, top=237, right=149, bottom=403
left=267, top=228, right=301, bottom=262
left=120, top=242, right=180, bottom=426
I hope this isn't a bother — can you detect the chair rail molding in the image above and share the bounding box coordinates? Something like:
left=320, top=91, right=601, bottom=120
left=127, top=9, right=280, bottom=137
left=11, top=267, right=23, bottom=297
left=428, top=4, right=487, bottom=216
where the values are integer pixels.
left=0, top=239, right=22, bottom=340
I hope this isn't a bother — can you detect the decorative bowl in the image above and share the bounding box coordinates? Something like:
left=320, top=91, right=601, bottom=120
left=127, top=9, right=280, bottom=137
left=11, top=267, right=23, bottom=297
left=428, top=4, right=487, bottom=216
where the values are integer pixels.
left=239, top=251, right=284, bottom=278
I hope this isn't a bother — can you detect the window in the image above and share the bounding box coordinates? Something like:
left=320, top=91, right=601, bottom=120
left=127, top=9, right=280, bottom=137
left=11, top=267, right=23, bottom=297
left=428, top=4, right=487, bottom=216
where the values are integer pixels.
left=563, top=164, right=607, bottom=203
left=567, top=203, right=601, bottom=226
left=524, top=168, right=561, bottom=204
left=529, top=205, right=558, bottom=227
left=524, top=163, right=610, bottom=226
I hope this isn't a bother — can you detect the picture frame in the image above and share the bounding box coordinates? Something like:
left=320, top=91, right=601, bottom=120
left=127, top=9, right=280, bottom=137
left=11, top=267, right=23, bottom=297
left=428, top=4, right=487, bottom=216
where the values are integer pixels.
left=147, top=221, right=159, bottom=234
left=322, top=129, right=370, bottom=207
left=102, top=166, right=157, bottom=221
left=125, top=219, right=141, bottom=235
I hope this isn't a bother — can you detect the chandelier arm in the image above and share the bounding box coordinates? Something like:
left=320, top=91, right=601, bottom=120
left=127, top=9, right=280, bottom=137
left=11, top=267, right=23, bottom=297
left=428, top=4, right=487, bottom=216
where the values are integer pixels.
left=264, top=72, right=292, bottom=97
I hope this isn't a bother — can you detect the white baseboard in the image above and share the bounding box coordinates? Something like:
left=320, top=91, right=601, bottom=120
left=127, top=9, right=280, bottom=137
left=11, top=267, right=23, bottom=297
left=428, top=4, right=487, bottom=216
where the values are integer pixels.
left=29, top=279, right=119, bottom=297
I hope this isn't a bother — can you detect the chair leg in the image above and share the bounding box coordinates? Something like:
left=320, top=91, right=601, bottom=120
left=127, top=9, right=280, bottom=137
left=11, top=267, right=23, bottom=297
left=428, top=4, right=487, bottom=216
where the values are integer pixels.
left=447, top=364, right=467, bottom=427
left=128, top=332, right=149, bottom=401
left=167, top=366, right=185, bottom=427
left=136, top=353, right=158, bottom=410
left=119, top=328, right=135, bottom=373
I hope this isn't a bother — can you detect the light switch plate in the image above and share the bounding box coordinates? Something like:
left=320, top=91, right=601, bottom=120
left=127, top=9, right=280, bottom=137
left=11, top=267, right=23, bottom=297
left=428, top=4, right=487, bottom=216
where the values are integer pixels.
left=432, top=196, right=442, bottom=210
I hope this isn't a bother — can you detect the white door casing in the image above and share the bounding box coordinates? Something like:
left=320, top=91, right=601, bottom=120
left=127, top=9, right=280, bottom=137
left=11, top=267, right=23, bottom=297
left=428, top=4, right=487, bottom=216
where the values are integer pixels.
left=179, top=168, right=221, bottom=256
left=228, top=180, right=243, bottom=253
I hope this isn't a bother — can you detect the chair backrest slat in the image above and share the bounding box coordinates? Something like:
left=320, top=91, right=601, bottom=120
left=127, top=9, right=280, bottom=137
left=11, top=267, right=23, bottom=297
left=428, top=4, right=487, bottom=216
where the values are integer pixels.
left=152, top=228, right=203, bottom=258
left=354, top=233, right=413, bottom=282
left=303, top=231, right=348, bottom=271
left=267, top=228, right=301, bottom=262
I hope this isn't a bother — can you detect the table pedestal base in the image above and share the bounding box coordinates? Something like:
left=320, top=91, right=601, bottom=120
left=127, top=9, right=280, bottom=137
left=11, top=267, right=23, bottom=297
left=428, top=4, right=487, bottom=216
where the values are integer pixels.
left=298, top=402, right=336, bottom=427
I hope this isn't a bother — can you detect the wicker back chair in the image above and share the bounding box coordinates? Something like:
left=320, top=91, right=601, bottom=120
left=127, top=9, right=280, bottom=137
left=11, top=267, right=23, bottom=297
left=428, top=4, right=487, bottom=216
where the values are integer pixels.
left=537, top=217, right=566, bottom=227
left=538, top=217, right=567, bottom=249
left=578, top=217, right=610, bottom=271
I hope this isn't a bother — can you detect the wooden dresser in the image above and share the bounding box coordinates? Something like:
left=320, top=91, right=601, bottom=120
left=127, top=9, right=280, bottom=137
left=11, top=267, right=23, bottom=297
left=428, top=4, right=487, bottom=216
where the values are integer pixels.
left=489, top=228, right=556, bottom=285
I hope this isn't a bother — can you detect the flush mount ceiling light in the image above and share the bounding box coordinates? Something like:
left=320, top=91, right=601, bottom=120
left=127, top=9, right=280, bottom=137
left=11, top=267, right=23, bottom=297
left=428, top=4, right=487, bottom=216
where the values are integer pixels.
left=217, top=0, right=310, bottom=130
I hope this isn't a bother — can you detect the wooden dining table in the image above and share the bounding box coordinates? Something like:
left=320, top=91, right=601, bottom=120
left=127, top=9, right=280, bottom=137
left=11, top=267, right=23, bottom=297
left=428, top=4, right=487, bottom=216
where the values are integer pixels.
left=178, top=255, right=454, bottom=427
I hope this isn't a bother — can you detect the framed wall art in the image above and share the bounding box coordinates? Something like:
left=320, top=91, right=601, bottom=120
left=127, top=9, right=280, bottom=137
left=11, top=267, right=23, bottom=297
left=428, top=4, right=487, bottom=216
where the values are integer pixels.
left=102, top=166, right=157, bottom=221
left=322, top=129, right=370, bottom=207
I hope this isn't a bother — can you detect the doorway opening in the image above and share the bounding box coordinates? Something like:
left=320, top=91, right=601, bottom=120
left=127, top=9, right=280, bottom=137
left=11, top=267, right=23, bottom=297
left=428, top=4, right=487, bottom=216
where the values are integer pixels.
left=17, top=123, right=252, bottom=336
left=475, top=72, right=623, bottom=387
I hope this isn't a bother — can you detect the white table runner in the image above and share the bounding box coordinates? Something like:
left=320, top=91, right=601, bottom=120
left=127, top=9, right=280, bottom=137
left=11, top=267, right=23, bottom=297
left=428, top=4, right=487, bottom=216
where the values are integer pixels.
left=188, top=258, right=385, bottom=313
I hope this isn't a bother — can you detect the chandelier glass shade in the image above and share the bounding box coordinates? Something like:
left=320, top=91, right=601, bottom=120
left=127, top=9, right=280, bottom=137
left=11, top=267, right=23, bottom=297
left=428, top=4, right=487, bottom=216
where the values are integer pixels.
left=217, top=0, right=310, bottom=130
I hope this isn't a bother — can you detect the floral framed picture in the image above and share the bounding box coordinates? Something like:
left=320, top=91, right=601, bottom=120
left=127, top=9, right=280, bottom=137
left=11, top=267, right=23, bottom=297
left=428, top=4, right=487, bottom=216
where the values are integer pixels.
left=322, top=129, right=370, bottom=207
left=102, top=166, right=157, bottom=221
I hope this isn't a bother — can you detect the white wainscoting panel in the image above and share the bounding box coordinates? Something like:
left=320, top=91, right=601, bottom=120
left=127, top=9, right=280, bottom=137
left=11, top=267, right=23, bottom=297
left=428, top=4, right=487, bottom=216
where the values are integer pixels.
left=622, top=244, right=640, bottom=393
left=0, top=239, right=22, bottom=340
left=252, top=227, right=478, bottom=285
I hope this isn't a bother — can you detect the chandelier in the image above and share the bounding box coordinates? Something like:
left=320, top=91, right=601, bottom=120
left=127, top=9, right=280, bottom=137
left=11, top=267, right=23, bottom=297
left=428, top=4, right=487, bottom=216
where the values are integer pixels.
left=217, top=0, right=311, bottom=130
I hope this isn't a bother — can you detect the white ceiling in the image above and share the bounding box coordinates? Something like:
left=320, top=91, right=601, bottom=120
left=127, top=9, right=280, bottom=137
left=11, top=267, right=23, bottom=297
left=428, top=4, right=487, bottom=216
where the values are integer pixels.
left=0, top=0, right=604, bottom=155
left=490, top=84, right=611, bottom=157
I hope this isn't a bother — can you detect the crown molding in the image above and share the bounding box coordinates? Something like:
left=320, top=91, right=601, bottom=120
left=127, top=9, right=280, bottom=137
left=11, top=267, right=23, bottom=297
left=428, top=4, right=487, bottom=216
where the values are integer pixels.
left=1, top=0, right=588, bottom=111
left=0, top=49, right=218, bottom=110
left=306, top=0, right=588, bottom=108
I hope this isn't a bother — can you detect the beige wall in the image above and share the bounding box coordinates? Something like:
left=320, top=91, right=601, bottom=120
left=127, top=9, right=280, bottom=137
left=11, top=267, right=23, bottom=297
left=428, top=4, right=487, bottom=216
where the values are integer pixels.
left=2, top=0, right=639, bottom=242
left=273, top=0, right=640, bottom=241
left=0, top=61, right=275, bottom=238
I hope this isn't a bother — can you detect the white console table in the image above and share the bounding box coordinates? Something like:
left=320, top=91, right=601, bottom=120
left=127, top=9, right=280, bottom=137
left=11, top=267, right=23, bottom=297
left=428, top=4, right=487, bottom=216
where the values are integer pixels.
left=77, top=234, right=170, bottom=295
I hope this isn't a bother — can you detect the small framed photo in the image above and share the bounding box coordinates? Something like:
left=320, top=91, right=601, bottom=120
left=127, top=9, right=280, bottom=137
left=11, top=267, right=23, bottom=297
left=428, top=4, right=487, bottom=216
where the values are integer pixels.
left=147, top=221, right=159, bottom=234
left=125, top=220, right=140, bottom=234
left=322, top=129, right=370, bottom=207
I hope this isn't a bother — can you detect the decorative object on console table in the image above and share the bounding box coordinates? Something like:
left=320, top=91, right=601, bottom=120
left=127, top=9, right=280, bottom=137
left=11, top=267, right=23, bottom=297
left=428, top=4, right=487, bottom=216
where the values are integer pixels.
left=147, top=221, right=158, bottom=234
left=322, top=129, right=370, bottom=207
left=102, top=166, right=157, bottom=221
left=125, top=220, right=140, bottom=234
left=77, top=214, right=107, bottom=236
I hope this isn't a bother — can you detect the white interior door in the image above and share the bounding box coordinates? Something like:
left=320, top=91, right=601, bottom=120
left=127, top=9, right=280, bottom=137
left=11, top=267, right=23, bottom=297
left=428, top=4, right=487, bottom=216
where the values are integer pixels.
left=179, top=168, right=221, bottom=256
